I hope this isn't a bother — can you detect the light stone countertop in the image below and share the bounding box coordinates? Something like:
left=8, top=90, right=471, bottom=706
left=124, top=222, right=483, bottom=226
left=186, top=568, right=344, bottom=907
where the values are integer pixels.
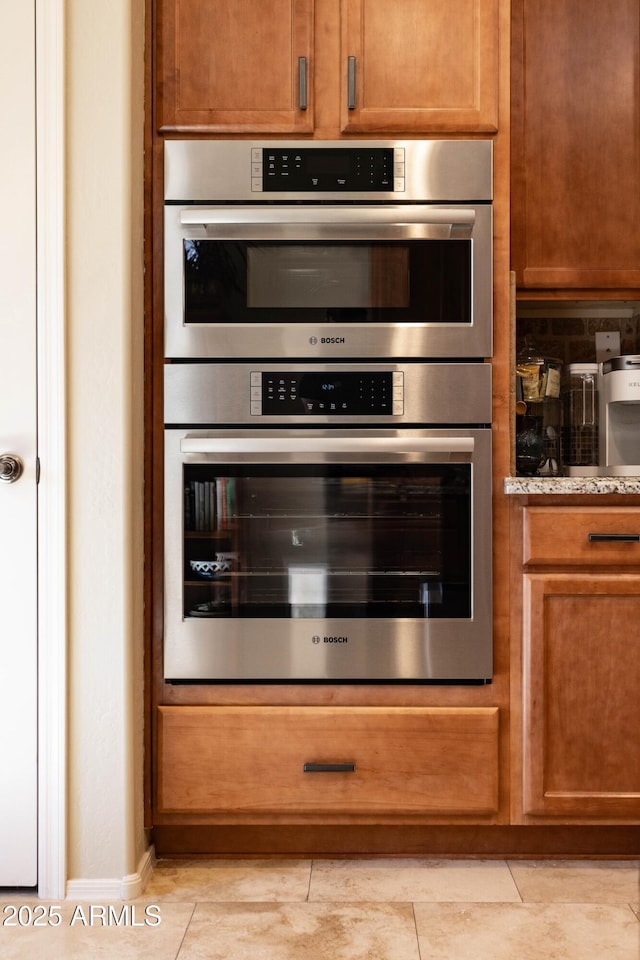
left=504, top=476, right=640, bottom=495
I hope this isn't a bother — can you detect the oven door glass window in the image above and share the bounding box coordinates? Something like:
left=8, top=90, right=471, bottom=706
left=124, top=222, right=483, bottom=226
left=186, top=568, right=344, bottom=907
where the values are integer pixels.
left=183, top=240, right=470, bottom=326
left=182, top=463, right=471, bottom=620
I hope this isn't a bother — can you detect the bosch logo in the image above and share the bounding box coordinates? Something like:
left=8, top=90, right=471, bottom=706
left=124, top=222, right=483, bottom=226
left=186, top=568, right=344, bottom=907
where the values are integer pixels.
left=324, top=636, right=348, bottom=643
left=312, top=635, right=321, bottom=644
left=309, top=336, right=346, bottom=345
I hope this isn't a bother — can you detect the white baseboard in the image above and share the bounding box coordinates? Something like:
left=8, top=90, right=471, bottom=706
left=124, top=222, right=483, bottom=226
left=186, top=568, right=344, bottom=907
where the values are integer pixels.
left=66, top=845, right=156, bottom=901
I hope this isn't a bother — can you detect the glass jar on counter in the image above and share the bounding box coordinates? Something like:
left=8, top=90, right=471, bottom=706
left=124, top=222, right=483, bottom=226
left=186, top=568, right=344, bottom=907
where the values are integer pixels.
left=515, top=338, right=562, bottom=476
left=516, top=336, right=562, bottom=402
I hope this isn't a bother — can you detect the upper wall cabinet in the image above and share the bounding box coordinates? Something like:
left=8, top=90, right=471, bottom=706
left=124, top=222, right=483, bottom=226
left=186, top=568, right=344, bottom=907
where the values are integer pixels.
left=156, top=0, right=316, bottom=134
left=339, top=0, right=499, bottom=134
left=156, top=0, right=500, bottom=136
left=511, top=0, right=640, bottom=293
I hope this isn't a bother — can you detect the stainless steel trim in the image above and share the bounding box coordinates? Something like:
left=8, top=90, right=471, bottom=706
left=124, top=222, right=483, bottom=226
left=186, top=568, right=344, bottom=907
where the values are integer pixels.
left=180, top=435, right=474, bottom=458
left=180, top=205, right=475, bottom=230
left=164, top=139, right=493, bottom=202
left=164, top=362, right=492, bottom=426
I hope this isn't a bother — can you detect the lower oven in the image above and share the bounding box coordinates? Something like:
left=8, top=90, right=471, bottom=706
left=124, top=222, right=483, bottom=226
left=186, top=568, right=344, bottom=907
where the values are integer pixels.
left=163, top=362, right=492, bottom=683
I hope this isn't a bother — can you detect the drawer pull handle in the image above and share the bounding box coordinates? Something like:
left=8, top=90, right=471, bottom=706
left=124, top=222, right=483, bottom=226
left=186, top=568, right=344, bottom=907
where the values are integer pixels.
left=303, top=762, right=356, bottom=773
left=588, top=533, right=640, bottom=542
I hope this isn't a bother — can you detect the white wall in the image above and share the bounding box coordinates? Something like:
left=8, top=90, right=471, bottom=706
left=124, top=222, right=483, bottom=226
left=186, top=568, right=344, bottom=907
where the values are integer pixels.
left=65, top=0, right=146, bottom=884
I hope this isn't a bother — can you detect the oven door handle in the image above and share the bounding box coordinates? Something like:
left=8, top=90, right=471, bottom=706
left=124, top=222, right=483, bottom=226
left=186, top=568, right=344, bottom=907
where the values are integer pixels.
left=179, top=205, right=476, bottom=239
left=180, top=436, right=474, bottom=459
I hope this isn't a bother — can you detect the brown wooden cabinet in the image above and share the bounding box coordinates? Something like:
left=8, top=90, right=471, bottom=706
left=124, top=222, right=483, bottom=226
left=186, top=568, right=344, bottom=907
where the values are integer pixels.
left=146, top=0, right=521, bottom=851
left=156, top=0, right=500, bottom=135
left=339, top=0, right=499, bottom=134
left=156, top=705, right=500, bottom=819
left=519, top=505, right=640, bottom=822
left=511, top=0, right=640, bottom=293
left=156, top=0, right=315, bottom=133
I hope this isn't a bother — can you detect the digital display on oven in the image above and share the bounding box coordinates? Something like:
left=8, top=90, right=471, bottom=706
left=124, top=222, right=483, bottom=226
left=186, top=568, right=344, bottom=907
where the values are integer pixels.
left=262, top=148, right=395, bottom=191
left=258, top=371, right=400, bottom=415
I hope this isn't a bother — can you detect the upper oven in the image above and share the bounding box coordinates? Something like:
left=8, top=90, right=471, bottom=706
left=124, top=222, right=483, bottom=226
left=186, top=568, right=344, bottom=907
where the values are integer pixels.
left=164, top=140, right=493, bottom=361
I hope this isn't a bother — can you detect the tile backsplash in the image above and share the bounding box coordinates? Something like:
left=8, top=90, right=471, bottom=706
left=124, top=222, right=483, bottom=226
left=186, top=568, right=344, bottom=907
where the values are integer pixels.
left=516, top=306, right=640, bottom=364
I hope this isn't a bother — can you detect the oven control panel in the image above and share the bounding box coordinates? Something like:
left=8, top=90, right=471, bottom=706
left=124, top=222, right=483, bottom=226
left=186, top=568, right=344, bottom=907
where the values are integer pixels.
left=252, top=147, right=405, bottom=193
left=250, top=371, right=404, bottom=416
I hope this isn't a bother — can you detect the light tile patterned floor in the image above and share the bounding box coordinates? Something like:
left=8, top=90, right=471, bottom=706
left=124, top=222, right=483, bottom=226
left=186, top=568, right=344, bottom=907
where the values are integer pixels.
left=1, top=858, right=639, bottom=959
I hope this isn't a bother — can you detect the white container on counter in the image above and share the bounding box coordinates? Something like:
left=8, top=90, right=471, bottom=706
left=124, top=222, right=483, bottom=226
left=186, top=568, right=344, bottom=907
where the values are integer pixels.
left=600, top=355, right=640, bottom=475
left=563, top=362, right=599, bottom=476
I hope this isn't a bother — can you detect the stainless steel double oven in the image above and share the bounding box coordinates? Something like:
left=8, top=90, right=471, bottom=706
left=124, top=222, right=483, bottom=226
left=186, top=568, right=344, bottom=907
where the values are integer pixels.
left=162, top=140, right=494, bottom=683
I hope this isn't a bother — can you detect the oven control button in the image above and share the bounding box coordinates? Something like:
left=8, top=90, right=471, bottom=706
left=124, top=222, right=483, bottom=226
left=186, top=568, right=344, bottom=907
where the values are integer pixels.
left=392, top=372, right=404, bottom=414
left=394, top=177, right=405, bottom=192
left=250, top=372, right=262, bottom=412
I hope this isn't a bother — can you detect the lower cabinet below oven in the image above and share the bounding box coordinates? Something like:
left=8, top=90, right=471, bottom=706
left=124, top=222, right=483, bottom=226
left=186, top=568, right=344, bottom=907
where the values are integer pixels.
left=156, top=705, right=500, bottom=819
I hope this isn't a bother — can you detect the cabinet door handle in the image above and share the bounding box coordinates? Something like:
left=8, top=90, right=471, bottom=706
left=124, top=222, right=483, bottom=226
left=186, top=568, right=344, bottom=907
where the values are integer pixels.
left=347, top=56, right=357, bottom=109
left=298, top=56, right=308, bottom=111
left=588, top=533, right=640, bottom=542
left=303, top=762, right=356, bottom=773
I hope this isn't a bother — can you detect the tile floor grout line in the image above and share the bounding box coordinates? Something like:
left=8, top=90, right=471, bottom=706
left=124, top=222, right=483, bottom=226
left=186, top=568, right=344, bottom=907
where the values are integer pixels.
left=625, top=902, right=640, bottom=921
left=505, top=859, right=524, bottom=903
left=173, top=901, right=197, bottom=960
left=411, top=902, right=425, bottom=960
left=306, top=859, right=314, bottom=903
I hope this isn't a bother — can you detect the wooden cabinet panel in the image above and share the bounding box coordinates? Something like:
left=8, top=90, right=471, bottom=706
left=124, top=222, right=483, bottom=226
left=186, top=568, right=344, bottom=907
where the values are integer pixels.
left=523, top=573, right=640, bottom=820
left=157, top=705, right=500, bottom=817
left=511, top=0, right=640, bottom=292
left=523, top=506, right=640, bottom=567
left=155, top=0, right=500, bottom=136
left=340, top=0, right=499, bottom=133
left=157, top=0, right=314, bottom=133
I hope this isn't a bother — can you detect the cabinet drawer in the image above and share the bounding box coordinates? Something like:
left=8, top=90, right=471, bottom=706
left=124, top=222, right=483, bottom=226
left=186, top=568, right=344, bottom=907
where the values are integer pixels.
left=157, top=706, right=499, bottom=817
left=523, top=507, right=640, bottom=566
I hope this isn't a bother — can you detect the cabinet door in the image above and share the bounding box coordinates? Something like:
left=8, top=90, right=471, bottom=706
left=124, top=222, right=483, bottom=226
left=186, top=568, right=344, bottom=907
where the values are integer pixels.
left=511, top=0, right=640, bottom=291
left=340, top=0, right=499, bottom=133
left=523, top=572, right=640, bottom=820
left=157, top=0, right=314, bottom=133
